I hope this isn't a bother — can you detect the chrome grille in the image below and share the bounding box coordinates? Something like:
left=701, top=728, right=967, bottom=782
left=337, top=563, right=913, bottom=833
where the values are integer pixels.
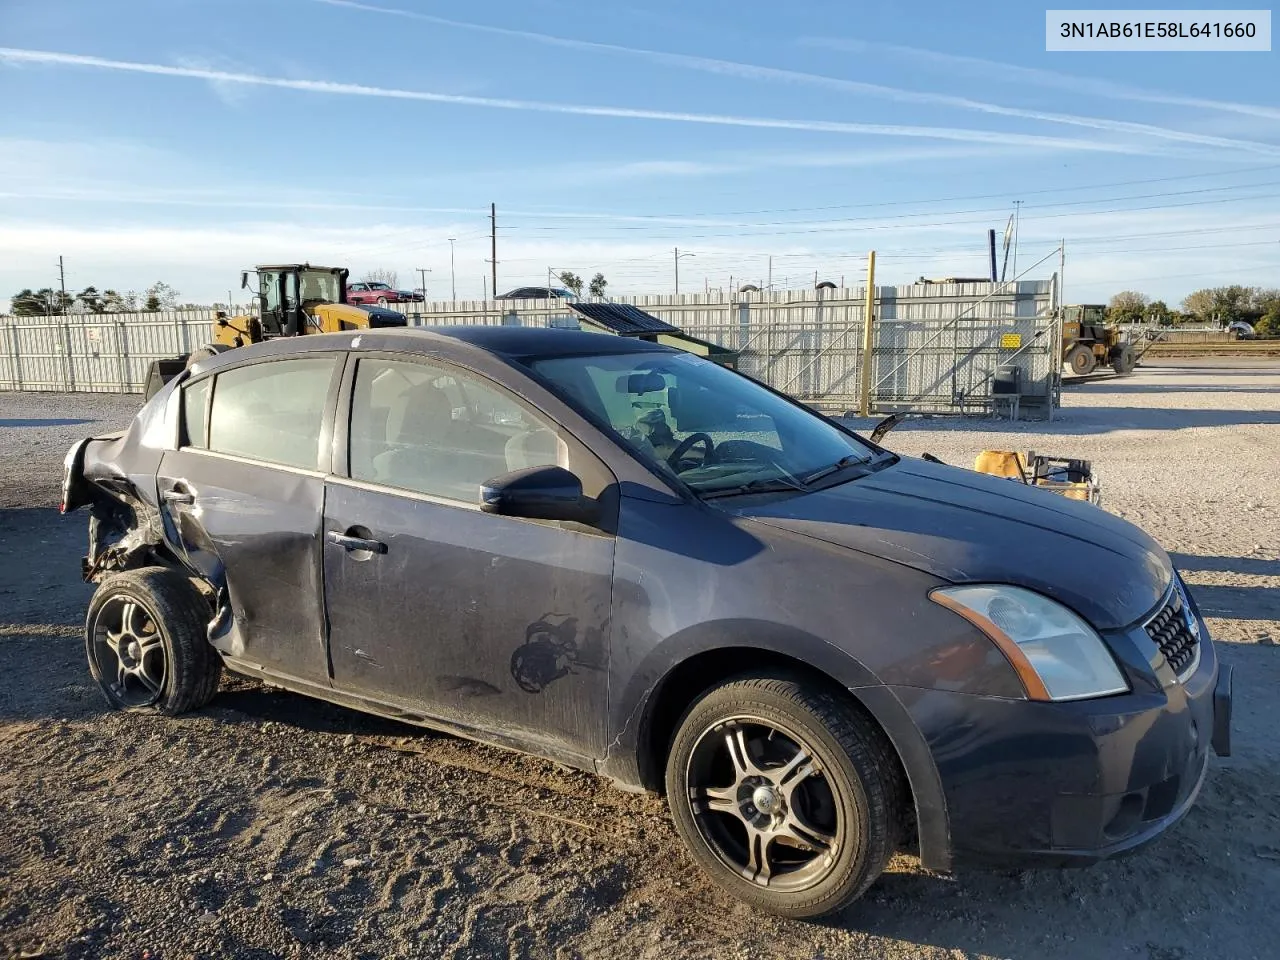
left=1145, top=582, right=1200, bottom=680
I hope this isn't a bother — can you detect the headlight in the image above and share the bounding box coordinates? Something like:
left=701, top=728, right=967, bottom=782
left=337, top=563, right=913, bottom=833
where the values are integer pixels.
left=931, top=585, right=1129, bottom=701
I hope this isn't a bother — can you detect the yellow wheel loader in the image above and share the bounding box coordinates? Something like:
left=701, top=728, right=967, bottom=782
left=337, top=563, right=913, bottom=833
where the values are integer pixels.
left=143, top=264, right=409, bottom=399
left=1061, top=304, right=1136, bottom=377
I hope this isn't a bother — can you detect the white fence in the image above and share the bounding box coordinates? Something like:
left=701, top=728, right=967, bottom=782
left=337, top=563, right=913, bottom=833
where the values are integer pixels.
left=1, top=279, right=1061, bottom=416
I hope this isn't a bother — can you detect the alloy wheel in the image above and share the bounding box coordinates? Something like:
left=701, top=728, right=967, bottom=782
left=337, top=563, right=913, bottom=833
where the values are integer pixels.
left=90, top=596, right=167, bottom=707
left=685, top=716, right=840, bottom=891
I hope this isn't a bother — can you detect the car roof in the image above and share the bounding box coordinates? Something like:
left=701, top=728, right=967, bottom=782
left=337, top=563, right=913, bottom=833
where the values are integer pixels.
left=192, top=326, right=675, bottom=373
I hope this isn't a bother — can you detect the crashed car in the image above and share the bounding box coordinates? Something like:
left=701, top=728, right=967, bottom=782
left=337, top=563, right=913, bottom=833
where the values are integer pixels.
left=62, top=327, right=1232, bottom=919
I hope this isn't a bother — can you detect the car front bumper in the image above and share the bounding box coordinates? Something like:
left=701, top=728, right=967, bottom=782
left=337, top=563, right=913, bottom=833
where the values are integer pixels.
left=890, top=629, right=1232, bottom=868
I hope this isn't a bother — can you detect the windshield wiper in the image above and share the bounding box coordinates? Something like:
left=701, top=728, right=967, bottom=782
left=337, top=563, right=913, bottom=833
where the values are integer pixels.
left=800, top=454, right=870, bottom=485
left=700, top=475, right=810, bottom=500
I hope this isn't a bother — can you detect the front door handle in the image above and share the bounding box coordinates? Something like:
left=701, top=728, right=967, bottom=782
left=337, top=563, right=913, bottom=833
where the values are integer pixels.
left=162, top=488, right=194, bottom=504
left=326, top=530, right=387, bottom=554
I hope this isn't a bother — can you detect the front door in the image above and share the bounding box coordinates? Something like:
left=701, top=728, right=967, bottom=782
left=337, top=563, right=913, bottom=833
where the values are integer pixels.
left=322, top=354, right=616, bottom=761
left=157, top=354, right=342, bottom=682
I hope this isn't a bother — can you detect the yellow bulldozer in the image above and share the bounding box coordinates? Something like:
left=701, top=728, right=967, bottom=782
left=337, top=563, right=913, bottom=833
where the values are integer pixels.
left=144, top=263, right=408, bottom=398
left=1060, top=304, right=1136, bottom=377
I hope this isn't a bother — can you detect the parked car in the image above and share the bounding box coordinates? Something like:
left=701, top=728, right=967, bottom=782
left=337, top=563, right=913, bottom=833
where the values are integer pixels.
left=1227, top=321, right=1256, bottom=340
left=496, top=286, right=577, bottom=301
left=61, top=327, right=1231, bottom=919
left=347, top=281, right=420, bottom=306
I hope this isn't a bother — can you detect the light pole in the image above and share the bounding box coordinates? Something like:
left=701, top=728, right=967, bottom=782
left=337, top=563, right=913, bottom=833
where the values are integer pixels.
left=447, top=238, right=456, bottom=301
left=674, top=247, right=695, bottom=294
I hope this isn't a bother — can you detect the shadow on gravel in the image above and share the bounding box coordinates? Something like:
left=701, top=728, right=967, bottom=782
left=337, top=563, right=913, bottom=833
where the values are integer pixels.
left=1171, top=552, right=1280, bottom=578
left=843, top=407, right=1280, bottom=438
left=1187, top=582, right=1280, bottom=621
left=212, top=681, right=441, bottom=742
left=1068, top=384, right=1280, bottom=395
left=0, top=508, right=92, bottom=627
left=0, top=418, right=95, bottom=428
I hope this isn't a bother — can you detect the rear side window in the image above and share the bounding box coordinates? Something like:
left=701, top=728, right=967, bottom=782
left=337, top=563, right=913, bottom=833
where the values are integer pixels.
left=208, top=357, right=337, bottom=469
left=182, top=378, right=211, bottom=448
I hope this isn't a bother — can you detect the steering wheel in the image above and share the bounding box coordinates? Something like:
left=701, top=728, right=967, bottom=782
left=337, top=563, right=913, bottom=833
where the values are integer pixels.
left=667, top=433, right=714, bottom=472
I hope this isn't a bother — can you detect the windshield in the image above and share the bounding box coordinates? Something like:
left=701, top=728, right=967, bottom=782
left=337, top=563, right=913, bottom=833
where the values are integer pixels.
left=298, top=270, right=341, bottom=304
left=528, top=350, right=876, bottom=494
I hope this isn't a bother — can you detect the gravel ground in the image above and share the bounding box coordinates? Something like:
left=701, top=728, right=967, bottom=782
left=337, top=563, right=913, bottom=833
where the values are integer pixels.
left=1, top=359, right=1278, bottom=960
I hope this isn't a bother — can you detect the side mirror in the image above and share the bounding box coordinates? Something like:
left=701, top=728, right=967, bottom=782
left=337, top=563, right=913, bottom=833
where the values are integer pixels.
left=480, top=465, right=598, bottom=525
left=240, top=271, right=250, bottom=290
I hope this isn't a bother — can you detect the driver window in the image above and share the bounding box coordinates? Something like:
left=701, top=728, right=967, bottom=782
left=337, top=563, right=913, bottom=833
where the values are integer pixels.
left=349, top=358, right=568, bottom=503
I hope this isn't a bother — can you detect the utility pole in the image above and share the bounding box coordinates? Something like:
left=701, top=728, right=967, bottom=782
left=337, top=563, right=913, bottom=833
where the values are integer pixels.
left=859, top=251, right=877, bottom=417
left=674, top=247, right=694, bottom=294
left=416, top=267, right=432, bottom=303
left=482, top=275, right=488, bottom=301
left=1012, top=200, right=1022, bottom=280
left=489, top=203, right=498, bottom=300
left=448, top=238, right=457, bottom=301
left=58, top=255, right=67, bottom=315
left=767, top=255, right=773, bottom=292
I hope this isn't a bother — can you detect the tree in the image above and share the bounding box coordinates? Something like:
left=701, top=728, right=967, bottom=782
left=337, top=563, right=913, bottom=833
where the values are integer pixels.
left=143, top=281, right=179, bottom=312
left=364, top=268, right=399, bottom=288
left=1107, top=290, right=1149, bottom=324
left=100, top=289, right=134, bottom=312
left=1146, top=299, right=1171, bottom=324
left=10, top=289, right=48, bottom=316
left=557, top=271, right=583, bottom=296
left=77, top=286, right=107, bottom=314
left=589, top=272, right=608, bottom=298
left=1182, top=285, right=1252, bottom=325
left=1257, top=303, right=1280, bottom=338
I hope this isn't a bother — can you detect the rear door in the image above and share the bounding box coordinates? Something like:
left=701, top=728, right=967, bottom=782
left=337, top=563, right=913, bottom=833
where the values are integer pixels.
left=158, top=353, right=344, bottom=683
left=322, top=352, right=617, bottom=761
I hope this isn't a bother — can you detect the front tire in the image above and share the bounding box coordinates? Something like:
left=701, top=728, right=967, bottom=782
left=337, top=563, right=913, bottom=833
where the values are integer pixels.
left=376, top=296, right=389, bottom=307
left=85, top=567, right=222, bottom=715
left=1067, top=343, right=1096, bottom=376
left=665, top=674, right=901, bottom=918
left=1111, top=343, right=1136, bottom=375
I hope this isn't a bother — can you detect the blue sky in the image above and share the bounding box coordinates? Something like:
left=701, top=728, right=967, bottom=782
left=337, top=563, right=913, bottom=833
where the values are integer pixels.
left=1, top=0, right=1277, bottom=306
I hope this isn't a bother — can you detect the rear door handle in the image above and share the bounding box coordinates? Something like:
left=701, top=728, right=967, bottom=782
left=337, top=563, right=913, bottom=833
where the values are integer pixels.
left=326, top=530, right=387, bottom=554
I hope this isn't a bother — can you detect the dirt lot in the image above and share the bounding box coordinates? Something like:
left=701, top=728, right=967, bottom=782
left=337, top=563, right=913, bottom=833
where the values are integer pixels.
left=2, top=359, right=1278, bottom=960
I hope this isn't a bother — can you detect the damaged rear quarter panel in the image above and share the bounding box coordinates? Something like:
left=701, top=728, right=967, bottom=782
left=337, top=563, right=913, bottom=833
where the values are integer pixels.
left=67, top=387, right=183, bottom=579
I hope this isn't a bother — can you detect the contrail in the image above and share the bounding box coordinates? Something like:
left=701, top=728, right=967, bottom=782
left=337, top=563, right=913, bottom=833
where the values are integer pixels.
left=801, top=37, right=1280, bottom=124
left=309, top=0, right=1280, bottom=156
left=0, top=47, right=1167, bottom=154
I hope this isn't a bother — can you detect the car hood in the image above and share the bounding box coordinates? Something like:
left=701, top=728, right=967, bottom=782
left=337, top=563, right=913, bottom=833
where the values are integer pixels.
left=734, top=456, right=1172, bottom=631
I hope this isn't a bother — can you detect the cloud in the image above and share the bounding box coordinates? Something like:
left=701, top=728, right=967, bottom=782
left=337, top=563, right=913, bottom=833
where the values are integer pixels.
left=799, top=37, right=1280, bottom=124
left=5, top=195, right=1276, bottom=307
left=306, top=0, right=1280, bottom=157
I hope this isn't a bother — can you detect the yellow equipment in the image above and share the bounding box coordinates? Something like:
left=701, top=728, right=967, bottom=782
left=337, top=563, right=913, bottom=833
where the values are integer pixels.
left=144, top=264, right=407, bottom=398
left=973, top=449, right=1100, bottom=504
left=1061, top=304, right=1136, bottom=377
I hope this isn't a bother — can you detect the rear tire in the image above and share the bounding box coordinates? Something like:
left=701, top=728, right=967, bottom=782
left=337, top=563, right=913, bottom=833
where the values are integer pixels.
left=665, top=674, right=901, bottom=919
left=85, top=567, right=222, bottom=715
left=1067, top=344, right=1096, bottom=376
